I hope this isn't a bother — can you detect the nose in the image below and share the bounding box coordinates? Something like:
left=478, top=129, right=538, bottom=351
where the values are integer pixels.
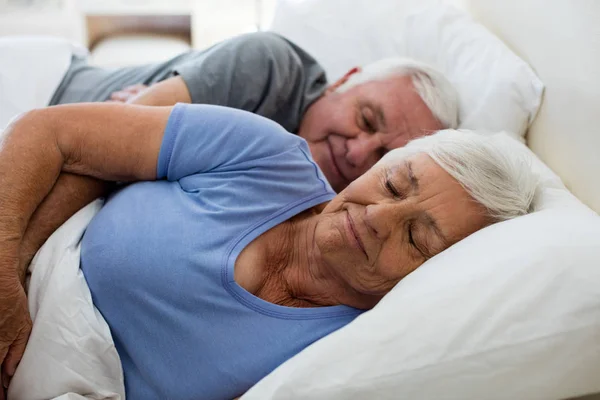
left=365, top=202, right=412, bottom=239
left=345, top=134, right=382, bottom=170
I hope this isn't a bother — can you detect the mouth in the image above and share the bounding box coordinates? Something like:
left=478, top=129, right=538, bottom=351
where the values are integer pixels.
left=346, top=210, right=367, bottom=258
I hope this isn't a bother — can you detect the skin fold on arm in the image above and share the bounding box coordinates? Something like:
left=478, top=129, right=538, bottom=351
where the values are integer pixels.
left=17, top=77, right=191, bottom=281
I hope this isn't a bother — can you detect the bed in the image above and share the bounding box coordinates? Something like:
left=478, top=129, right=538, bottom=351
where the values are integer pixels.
left=464, top=4, right=600, bottom=397
left=240, top=0, right=600, bottom=399
left=3, top=0, right=600, bottom=399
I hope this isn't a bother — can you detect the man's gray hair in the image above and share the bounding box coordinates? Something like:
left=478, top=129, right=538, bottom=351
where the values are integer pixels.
left=380, top=130, right=538, bottom=222
left=335, top=57, right=460, bottom=129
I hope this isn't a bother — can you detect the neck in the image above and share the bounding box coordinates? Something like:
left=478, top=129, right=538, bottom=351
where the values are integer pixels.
left=257, top=208, right=382, bottom=310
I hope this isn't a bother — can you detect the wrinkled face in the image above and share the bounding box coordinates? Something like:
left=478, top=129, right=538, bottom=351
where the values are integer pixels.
left=298, top=75, right=443, bottom=192
left=314, top=152, right=490, bottom=296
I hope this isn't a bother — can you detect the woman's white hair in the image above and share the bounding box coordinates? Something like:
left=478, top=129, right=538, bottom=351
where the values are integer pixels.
left=379, top=130, right=538, bottom=222
left=335, top=57, right=460, bottom=129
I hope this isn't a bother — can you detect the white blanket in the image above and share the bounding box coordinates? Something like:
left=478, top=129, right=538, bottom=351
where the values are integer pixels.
left=0, top=35, right=87, bottom=130
left=8, top=200, right=125, bottom=400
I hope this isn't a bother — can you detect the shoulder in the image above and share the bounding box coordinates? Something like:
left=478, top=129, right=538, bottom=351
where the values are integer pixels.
left=224, top=32, right=321, bottom=79
left=169, top=103, right=299, bottom=145
left=166, top=105, right=334, bottom=190
left=162, top=104, right=306, bottom=169
left=230, top=32, right=298, bottom=59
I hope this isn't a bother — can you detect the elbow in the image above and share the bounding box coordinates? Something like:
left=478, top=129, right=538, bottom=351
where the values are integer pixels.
left=0, top=107, right=63, bottom=166
left=4, top=108, right=55, bottom=138
left=9, top=107, right=50, bottom=127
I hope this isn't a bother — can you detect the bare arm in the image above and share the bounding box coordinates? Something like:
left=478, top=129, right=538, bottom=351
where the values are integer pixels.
left=0, top=103, right=172, bottom=389
left=2, top=75, right=191, bottom=396
left=9, top=105, right=168, bottom=266
left=17, top=77, right=190, bottom=283
left=17, top=174, right=113, bottom=283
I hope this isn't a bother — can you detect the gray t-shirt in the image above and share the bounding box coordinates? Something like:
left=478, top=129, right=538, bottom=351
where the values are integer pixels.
left=50, top=32, right=328, bottom=133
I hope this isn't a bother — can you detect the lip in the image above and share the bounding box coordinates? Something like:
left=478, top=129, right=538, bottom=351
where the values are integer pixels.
left=346, top=210, right=367, bottom=258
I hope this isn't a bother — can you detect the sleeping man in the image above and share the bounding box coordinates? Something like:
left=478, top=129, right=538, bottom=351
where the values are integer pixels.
left=52, top=31, right=459, bottom=194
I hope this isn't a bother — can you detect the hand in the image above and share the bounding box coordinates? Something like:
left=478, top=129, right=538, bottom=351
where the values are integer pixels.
left=0, top=278, right=32, bottom=399
left=107, top=84, right=148, bottom=103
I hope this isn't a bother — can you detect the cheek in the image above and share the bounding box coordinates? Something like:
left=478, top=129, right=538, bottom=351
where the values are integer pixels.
left=329, top=100, right=361, bottom=135
left=299, top=108, right=332, bottom=141
left=375, top=241, right=420, bottom=282
left=315, top=218, right=346, bottom=257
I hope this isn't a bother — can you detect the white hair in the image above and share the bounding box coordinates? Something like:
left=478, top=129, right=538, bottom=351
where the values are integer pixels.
left=379, top=130, right=538, bottom=222
left=335, top=57, right=460, bottom=129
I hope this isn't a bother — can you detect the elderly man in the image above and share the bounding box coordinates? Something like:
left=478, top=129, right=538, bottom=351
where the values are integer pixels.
left=52, top=32, right=458, bottom=191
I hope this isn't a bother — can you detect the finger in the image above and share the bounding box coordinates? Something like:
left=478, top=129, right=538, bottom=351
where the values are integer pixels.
left=3, top=321, right=31, bottom=379
left=1, top=362, right=9, bottom=396
left=0, top=336, right=16, bottom=391
left=124, top=84, right=147, bottom=92
left=110, top=92, right=128, bottom=101
left=109, top=96, right=128, bottom=103
left=0, top=385, right=5, bottom=400
left=0, top=345, right=8, bottom=375
left=1, top=369, right=7, bottom=392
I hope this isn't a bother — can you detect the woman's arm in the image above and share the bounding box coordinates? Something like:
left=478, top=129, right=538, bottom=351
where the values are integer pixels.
left=0, top=103, right=172, bottom=390
left=18, top=174, right=113, bottom=284
left=16, top=79, right=186, bottom=284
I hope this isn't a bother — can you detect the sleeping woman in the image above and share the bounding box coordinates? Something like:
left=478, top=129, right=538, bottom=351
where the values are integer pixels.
left=0, top=103, right=536, bottom=399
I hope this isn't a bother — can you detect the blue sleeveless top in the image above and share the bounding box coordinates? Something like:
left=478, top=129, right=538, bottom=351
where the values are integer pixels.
left=80, top=104, right=363, bottom=399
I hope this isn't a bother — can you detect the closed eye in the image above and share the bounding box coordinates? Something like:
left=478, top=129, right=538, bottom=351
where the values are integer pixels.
left=408, top=224, right=417, bottom=248
left=408, top=223, right=426, bottom=258
left=362, top=114, right=376, bottom=133
left=385, top=179, right=401, bottom=198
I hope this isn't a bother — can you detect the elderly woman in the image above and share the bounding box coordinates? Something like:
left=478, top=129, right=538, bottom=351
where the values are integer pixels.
left=0, top=103, right=536, bottom=399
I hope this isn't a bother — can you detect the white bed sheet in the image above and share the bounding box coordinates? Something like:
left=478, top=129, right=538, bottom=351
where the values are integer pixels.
left=8, top=200, right=125, bottom=400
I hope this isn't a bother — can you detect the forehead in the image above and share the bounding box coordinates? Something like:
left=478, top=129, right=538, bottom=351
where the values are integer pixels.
left=355, top=75, right=443, bottom=146
left=386, top=153, right=490, bottom=243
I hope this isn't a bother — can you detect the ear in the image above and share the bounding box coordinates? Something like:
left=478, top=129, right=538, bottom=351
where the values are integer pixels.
left=326, top=66, right=362, bottom=94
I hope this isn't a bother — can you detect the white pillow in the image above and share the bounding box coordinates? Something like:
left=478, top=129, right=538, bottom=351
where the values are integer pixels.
left=268, top=0, right=435, bottom=83
left=269, top=0, right=544, bottom=137
left=0, top=36, right=86, bottom=130
left=404, top=4, right=544, bottom=137
left=242, top=135, right=600, bottom=400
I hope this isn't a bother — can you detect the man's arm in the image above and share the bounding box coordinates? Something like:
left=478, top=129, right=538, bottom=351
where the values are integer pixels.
left=118, top=76, right=192, bottom=106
